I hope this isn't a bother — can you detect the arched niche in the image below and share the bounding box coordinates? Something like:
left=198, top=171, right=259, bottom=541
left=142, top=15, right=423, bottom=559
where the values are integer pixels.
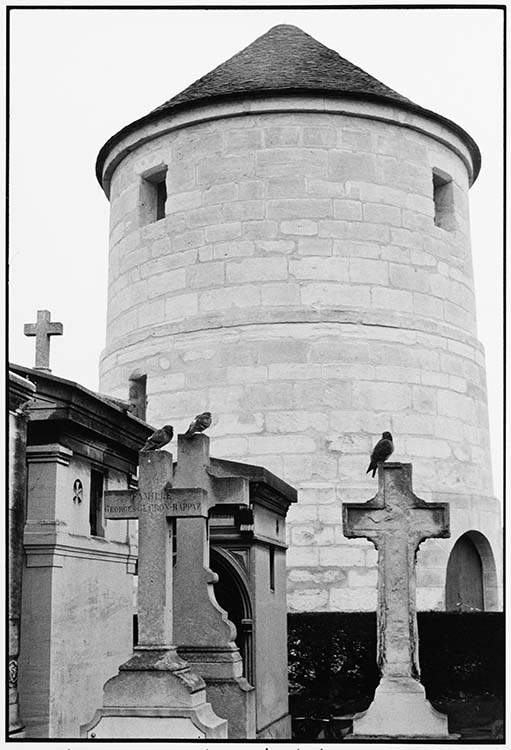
left=210, top=547, right=254, bottom=685
left=445, top=531, right=498, bottom=612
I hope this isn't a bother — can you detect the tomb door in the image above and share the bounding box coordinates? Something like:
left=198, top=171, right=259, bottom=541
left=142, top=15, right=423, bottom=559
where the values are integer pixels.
left=445, top=533, right=484, bottom=611
left=210, top=548, right=254, bottom=685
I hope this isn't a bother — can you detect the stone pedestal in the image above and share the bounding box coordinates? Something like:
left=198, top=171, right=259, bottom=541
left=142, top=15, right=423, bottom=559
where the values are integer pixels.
left=81, top=648, right=226, bottom=739
left=349, top=677, right=450, bottom=739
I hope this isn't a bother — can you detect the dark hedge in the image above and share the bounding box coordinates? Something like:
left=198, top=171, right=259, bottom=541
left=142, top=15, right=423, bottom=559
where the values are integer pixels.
left=288, top=611, right=504, bottom=719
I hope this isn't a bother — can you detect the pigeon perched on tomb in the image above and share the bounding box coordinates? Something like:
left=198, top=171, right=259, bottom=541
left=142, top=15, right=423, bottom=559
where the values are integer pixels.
left=141, top=425, right=174, bottom=451
left=366, top=431, right=394, bottom=478
left=183, top=411, right=212, bottom=438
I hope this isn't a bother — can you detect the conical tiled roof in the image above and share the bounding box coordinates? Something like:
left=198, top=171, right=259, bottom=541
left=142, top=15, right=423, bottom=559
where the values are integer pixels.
left=152, top=24, right=413, bottom=114
left=96, top=24, right=481, bottom=186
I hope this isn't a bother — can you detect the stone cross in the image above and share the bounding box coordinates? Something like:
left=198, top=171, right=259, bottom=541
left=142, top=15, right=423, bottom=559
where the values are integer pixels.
left=104, top=450, right=207, bottom=647
left=23, top=310, right=63, bottom=372
left=343, top=463, right=452, bottom=738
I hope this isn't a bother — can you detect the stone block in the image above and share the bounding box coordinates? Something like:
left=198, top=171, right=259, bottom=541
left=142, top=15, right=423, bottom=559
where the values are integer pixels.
left=255, top=148, right=328, bottom=178
left=329, top=587, right=377, bottom=611
left=302, top=127, right=337, bottom=147
left=266, top=411, right=327, bottom=434
left=248, top=435, right=316, bottom=455
left=380, top=245, right=410, bottom=263
left=307, top=179, right=345, bottom=197
left=205, top=222, right=241, bottom=243
left=333, top=240, right=380, bottom=258
left=208, top=385, right=244, bottom=411
left=294, top=381, right=351, bottom=410
left=212, top=240, right=255, bottom=259
left=203, top=183, right=238, bottom=205
left=239, top=180, right=265, bottom=200
left=186, top=205, right=223, bottom=228
left=211, top=436, right=248, bottom=457
left=333, top=200, right=363, bottom=220
left=421, top=371, right=449, bottom=388
left=414, top=293, right=444, bottom=320
left=291, top=524, right=334, bottom=546
left=263, top=126, right=301, bottom=147
left=372, top=286, right=413, bottom=312
left=338, top=129, right=373, bottom=152
left=412, top=386, right=437, bottom=415
left=352, top=382, right=411, bottom=411
left=290, top=257, right=349, bottom=281
left=173, top=229, right=206, bottom=252
left=197, top=154, right=255, bottom=185
left=261, top=283, right=301, bottom=306
left=164, top=293, right=198, bottom=321
left=267, top=199, right=331, bottom=220
left=268, top=363, right=323, bottom=381
left=349, top=258, right=388, bottom=285
left=199, top=285, right=260, bottom=311
left=286, top=546, right=320, bottom=567
left=347, top=568, right=378, bottom=588
left=287, top=589, right=328, bottom=612
left=210, top=411, right=264, bottom=436
left=402, top=209, right=434, bottom=232
left=389, top=264, right=430, bottom=292
left=267, top=176, right=306, bottom=197
left=186, top=263, right=224, bottom=289
left=281, top=219, right=318, bottom=235
left=244, top=383, right=294, bottom=411
left=363, top=203, right=402, bottom=226
left=375, top=366, right=421, bottom=384
left=166, top=190, right=202, bottom=214
left=301, top=282, right=370, bottom=308
left=223, top=200, right=264, bottom=222
left=224, top=129, right=263, bottom=152
left=147, top=269, right=186, bottom=298
left=405, top=437, right=451, bottom=459
left=410, top=249, right=436, bottom=266
left=299, top=485, right=336, bottom=505
left=346, top=222, right=390, bottom=243
left=287, top=504, right=318, bottom=523
left=318, top=220, right=349, bottom=238
left=392, top=415, right=435, bottom=435
left=226, top=257, right=287, bottom=283
left=317, top=505, right=343, bottom=524
left=138, top=299, right=165, bottom=327
left=390, top=227, right=424, bottom=248
left=326, top=432, right=371, bottom=454
left=242, top=220, right=278, bottom=239
left=444, top=301, right=472, bottom=330
left=329, top=151, right=376, bottom=181
left=226, top=365, right=267, bottom=384
left=357, top=181, right=407, bottom=207
left=256, top=240, right=295, bottom=254
left=298, top=238, right=332, bottom=255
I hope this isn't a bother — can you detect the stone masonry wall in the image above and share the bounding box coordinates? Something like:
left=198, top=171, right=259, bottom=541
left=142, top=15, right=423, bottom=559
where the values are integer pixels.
left=99, top=104, right=500, bottom=612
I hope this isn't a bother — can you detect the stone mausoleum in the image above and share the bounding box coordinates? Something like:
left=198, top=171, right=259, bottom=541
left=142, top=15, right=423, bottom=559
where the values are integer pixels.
left=97, top=25, right=501, bottom=613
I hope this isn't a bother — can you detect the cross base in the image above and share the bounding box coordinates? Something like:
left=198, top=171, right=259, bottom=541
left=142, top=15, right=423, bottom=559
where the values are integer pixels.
left=80, top=647, right=227, bottom=739
left=349, top=676, right=451, bottom=739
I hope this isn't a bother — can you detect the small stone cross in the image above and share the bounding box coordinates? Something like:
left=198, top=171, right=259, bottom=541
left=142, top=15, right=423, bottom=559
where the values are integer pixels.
left=343, top=463, right=452, bottom=738
left=104, top=450, right=207, bottom=647
left=23, top=310, right=63, bottom=372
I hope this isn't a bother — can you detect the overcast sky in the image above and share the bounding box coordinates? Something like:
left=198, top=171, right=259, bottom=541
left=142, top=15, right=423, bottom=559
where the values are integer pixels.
left=8, top=5, right=503, bottom=492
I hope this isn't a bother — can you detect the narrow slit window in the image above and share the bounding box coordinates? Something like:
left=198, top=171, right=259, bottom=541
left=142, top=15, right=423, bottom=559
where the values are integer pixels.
left=269, top=546, right=275, bottom=592
left=140, top=166, right=168, bottom=226
left=432, top=169, right=455, bottom=231
left=89, top=468, right=105, bottom=537
left=128, top=372, right=147, bottom=420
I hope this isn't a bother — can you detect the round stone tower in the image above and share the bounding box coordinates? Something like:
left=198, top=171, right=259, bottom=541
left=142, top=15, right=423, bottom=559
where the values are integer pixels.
left=98, top=25, right=501, bottom=613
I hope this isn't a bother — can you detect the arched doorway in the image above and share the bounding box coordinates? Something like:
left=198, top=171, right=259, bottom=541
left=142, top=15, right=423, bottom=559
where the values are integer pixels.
left=210, top=548, right=254, bottom=685
left=445, top=531, right=498, bottom=611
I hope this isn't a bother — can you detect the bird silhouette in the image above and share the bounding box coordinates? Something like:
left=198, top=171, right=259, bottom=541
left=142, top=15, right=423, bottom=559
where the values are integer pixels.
left=366, top=431, right=394, bottom=478
left=183, top=411, right=212, bottom=438
left=141, top=425, right=174, bottom=451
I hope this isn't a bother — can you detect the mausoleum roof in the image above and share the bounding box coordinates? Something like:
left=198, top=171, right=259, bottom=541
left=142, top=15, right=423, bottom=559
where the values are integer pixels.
left=96, top=24, right=481, bottom=186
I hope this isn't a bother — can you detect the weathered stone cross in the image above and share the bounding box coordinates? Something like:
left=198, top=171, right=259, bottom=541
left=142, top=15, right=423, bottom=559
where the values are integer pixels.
left=104, top=449, right=207, bottom=647
left=23, top=309, right=63, bottom=372
left=343, top=462, right=452, bottom=738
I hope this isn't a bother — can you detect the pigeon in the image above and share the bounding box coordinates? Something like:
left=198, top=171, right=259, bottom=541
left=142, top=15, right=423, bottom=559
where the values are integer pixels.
left=183, top=411, right=212, bottom=438
left=366, top=431, right=394, bottom=478
left=141, top=425, right=174, bottom=451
